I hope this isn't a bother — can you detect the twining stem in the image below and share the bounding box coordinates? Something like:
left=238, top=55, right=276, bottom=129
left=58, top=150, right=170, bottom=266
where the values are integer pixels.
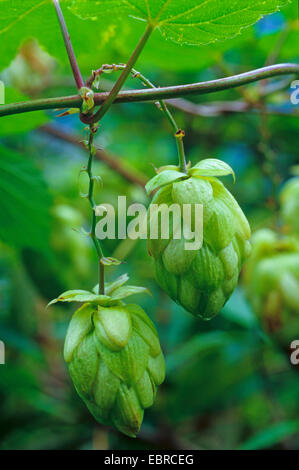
left=86, top=23, right=155, bottom=124
left=130, top=69, right=187, bottom=172
left=53, top=0, right=104, bottom=292
left=52, top=0, right=84, bottom=90
left=86, top=125, right=105, bottom=295
left=129, top=72, right=179, bottom=131
left=159, top=101, right=179, bottom=133
left=88, top=64, right=188, bottom=172
left=1, top=63, right=298, bottom=118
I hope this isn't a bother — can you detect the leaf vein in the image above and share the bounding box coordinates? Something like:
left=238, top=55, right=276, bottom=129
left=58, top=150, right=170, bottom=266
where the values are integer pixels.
left=0, top=0, right=48, bottom=35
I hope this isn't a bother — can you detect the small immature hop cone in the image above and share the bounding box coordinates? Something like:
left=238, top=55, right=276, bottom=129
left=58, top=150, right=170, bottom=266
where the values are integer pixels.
left=243, top=229, right=299, bottom=348
left=48, top=275, right=165, bottom=437
left=146, top=159, right=251, bottom=319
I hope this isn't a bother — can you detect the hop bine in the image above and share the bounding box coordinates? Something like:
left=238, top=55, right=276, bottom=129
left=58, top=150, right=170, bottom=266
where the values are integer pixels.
left=48, top=274, right=165, bottom=437
left=146, top=159, right=251, bottom=320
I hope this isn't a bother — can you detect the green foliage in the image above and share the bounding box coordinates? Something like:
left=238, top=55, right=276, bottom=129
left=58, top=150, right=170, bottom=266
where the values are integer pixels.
left=0, top=0, right=291, bottom=73
left=70, top=0, right=289, bottom=45
left=0, top=0, right=298, bottom=452
left=0, top=145, right=52, bottom=252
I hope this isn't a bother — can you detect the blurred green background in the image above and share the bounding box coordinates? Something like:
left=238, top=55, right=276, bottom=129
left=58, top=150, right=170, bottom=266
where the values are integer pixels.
left=0, top=0, right=299, bottom=450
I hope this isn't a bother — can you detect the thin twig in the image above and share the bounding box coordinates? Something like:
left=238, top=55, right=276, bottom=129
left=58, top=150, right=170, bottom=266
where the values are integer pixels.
left=167, top=98, right=299, bottom=117
left=1, top=63, right=298, bottom=117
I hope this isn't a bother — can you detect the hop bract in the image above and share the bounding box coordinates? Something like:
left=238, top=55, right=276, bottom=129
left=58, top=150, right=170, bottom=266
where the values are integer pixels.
left=48, top=275, right=165, bottom=437
left=243, top=229, right=299, bottom=347
left=146, top=159, right=251, bottom=319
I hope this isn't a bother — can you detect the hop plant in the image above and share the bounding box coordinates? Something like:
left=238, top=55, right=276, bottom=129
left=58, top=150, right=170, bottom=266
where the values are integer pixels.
left=243, top=229, right=299, bottom=347
left=146, top=159, right=251, bottom=320
left=49, top=275, right=165, bottom=437
left=279, top=176, right=299, bottom=235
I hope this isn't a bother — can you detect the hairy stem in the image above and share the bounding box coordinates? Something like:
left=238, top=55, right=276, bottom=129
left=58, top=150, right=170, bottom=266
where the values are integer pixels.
left=0, top=63, right=298, bottom=117
left=86, top=125, right=105, bottom=294
left=52, top=0, right=84, bottom=89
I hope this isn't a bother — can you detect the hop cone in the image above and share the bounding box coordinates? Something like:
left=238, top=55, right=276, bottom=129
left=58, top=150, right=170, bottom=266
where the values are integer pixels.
left=64, top=303, right=165, bottom=437
left=243, top=229, right=299, bottom=347
left=48, top=276, right=165, bottom=437
left=146, top=159, right=251, bottom=319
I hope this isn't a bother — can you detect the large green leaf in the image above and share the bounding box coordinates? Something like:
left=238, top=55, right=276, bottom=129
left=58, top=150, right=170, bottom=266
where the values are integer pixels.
left=0, top=145, right=52, bottom=252
left=70, top=0, right=289, bottom=45
left=0, top=0, right=289, bottom=75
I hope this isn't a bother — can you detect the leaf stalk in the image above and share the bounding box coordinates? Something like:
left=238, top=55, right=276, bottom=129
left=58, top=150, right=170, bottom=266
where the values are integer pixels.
left=52, top=0, right=84, bottom=90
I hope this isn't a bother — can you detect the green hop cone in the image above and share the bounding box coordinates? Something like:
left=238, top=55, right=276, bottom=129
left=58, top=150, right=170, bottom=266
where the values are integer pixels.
left=243, top=229, right=299, bottom=348
left=48, top=275, right=165, bottom=437
left=146, top=159, right=251, bottom=320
